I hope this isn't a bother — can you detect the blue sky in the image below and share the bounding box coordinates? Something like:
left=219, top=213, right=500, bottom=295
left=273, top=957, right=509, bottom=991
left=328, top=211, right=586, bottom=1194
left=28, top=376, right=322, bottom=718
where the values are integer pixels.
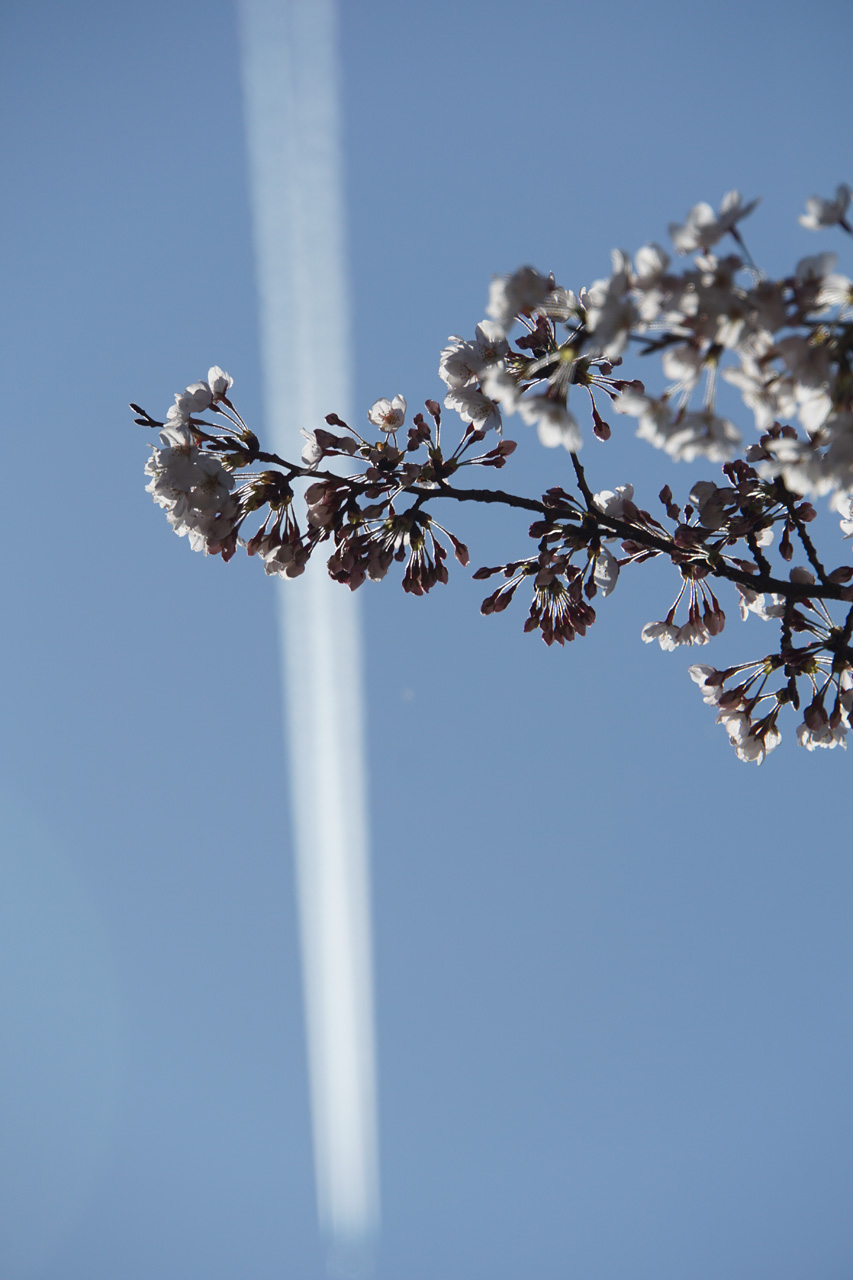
left=3, top=1, right=853, bottom=1276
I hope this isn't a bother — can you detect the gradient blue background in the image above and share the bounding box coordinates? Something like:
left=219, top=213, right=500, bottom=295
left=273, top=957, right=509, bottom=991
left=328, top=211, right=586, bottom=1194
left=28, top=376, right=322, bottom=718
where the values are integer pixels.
left=2, top=1, right=853, bottom=1276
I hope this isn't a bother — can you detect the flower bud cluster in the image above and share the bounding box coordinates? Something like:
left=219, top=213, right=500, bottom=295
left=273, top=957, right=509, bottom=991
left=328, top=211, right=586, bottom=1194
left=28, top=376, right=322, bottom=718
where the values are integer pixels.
left=690, top=657, right=853, bottom=763
left=137, top=385, right=500, bottom=595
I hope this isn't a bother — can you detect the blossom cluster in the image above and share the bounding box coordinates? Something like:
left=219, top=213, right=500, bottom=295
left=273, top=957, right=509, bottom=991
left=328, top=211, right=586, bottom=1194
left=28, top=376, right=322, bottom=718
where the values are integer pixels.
left=133, top=185, right=853, bottom=763
left=141, top=367, right=241, bottom=557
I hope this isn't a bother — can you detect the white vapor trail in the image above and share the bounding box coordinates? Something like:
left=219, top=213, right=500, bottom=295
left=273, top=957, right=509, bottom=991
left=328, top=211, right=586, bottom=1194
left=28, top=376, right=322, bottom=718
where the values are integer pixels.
left=237, top=0, right=380, bottom=1264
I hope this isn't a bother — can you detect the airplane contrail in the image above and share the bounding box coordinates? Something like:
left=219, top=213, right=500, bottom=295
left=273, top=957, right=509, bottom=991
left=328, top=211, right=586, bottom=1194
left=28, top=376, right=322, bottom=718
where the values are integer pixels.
left=237, top=0, right=380, bottom=1268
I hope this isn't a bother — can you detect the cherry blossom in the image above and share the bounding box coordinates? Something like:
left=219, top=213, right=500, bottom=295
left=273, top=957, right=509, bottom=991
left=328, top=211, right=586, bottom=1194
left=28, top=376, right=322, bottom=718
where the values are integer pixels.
left=668, top=191, right=760, bottom=254
left=208, top=365, right=234, bottom=402
left=593, top=548, right=620, bottom=597
left=518, top=397, right=582, bottom=451
left=593, top=485, right=635, bottom=520
left=443, top=384, right=502, bottom=432
left=367, top=395, right=407, bottom=432
left=688, top=664, right=726, bottom=705
left=665, top=409, right=741, bottom=464
left=439, top=321, right=509, bottom=389
left=799, top=184, right=852, bottom=233
left=719, top=712, right=781, bottom=765
left=583, top=250, right=638, bottom=358
left=486, top=267, right=551, bottom=331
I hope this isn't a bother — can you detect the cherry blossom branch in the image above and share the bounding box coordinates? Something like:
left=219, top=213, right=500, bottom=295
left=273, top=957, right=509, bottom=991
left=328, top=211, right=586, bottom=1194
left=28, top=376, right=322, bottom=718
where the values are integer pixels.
left=135, top=182, right=853, bottom=761
left=209, top=457, right=853, bottom=608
